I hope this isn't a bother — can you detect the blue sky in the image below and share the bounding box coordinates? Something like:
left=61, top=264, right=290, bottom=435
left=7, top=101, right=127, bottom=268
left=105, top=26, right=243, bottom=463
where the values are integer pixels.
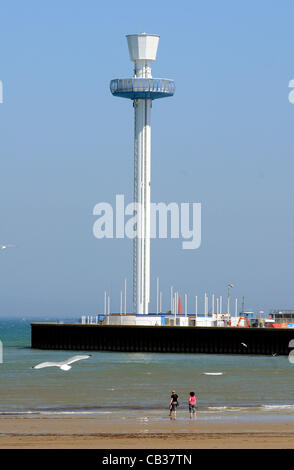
left=0, top=0, right=294, bottom=317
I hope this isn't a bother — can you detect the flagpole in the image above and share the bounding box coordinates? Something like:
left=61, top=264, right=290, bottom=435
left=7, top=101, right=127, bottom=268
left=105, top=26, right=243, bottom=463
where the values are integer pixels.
left=156, top=277, right=159, bottom=314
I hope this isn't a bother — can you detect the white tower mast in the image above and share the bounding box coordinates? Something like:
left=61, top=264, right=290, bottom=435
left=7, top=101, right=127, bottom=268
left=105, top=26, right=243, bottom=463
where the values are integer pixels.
left=128, top=34, right=154, bottom=315
left=111, top=33, right=175, bottom=315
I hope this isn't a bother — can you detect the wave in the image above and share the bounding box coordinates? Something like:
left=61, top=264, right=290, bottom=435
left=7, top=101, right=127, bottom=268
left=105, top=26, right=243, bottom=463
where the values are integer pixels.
left=261, top=405, right=294, bottom=411
left=206, top=406, right=250, bottom=412
left=205, top=404, right=294, bottom=413
left=2, top=403, right=294, bottom=417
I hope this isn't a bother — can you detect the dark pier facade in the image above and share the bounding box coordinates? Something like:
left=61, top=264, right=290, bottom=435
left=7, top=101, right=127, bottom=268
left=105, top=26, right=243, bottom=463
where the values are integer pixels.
left=31, top=323, right=294, bottom=355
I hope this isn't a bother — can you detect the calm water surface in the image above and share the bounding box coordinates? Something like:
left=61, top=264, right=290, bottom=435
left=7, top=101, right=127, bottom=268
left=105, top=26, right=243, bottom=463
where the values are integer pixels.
left=1, top=319, right=294, bottom=419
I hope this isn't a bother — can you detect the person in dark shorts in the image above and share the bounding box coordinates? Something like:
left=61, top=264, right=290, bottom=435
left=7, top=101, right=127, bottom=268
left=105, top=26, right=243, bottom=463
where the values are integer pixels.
left=169, top=390, right=179, bottom=420
left=188, top=391, right=197, bottom=419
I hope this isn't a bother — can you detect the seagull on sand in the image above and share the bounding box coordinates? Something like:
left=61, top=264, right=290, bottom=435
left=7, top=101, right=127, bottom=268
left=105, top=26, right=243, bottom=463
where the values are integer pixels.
left=32, top=355, right=92, bottom=371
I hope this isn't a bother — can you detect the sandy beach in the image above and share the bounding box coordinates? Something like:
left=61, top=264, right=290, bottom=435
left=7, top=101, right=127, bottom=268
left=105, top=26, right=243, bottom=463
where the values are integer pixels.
left=1, top=416, right=294, bottom=449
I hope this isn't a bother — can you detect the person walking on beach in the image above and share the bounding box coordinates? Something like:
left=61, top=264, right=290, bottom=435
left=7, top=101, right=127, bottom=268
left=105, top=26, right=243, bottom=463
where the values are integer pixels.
left=189, top=392, right=197, bottom=420
left=169, top=390, right=179, bottom=420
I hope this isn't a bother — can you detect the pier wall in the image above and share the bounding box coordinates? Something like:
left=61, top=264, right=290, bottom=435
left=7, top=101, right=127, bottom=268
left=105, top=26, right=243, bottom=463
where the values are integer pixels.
left=31, top=323, right=294, bottom=355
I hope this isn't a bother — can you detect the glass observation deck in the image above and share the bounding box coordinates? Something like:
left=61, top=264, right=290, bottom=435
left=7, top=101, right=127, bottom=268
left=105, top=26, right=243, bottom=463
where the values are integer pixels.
left=110, top=78, right=175, bottom=100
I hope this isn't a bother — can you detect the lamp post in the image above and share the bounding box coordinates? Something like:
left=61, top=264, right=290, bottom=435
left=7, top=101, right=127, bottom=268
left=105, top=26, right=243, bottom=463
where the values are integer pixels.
left=124, top=278, right=127, bottom=315
left=156, top=277, right=159, bottom=314
left=227, top=284, right=234, bottom=315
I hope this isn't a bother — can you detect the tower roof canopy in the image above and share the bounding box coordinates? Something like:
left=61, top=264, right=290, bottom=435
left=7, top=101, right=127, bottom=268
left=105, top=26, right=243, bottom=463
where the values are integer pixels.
left=126, top=33, right=160, bottom=62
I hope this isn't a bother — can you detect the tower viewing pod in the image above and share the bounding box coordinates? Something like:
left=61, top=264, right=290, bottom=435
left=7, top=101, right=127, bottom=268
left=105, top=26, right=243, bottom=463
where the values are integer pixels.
left=110, top=33, right=175, bottom=315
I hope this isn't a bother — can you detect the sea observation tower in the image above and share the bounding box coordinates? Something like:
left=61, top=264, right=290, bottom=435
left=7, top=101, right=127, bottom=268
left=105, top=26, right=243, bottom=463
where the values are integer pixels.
left=110, top=33, right=175, bottom=315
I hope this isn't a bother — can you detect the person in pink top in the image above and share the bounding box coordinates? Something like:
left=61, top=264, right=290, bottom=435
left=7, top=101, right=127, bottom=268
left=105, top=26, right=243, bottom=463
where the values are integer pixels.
left=189, top=392, right=197, bottom=420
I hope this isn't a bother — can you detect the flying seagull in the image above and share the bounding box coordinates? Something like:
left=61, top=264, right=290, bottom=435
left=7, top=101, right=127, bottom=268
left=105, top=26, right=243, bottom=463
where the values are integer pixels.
left=203, top=372, right=223, bottom=376
left=32, top=354, right=92, bottom=371
left=241, top=342, right=248, bottom=348
left=1, top=244, right=16, bottom=251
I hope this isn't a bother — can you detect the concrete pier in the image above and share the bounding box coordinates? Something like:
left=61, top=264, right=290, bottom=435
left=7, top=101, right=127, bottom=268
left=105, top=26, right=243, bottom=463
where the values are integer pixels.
left=31, top=323, right=294, bottom=355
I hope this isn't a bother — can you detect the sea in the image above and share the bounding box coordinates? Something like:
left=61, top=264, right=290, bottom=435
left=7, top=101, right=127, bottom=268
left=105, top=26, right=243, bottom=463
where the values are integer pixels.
left=1, top=318, right=294, bottom=425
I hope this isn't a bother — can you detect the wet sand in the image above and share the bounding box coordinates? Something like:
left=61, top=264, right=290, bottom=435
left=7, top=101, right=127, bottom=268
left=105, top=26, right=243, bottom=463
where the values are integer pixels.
left=1, top=416, right=294, bottom=448
left=1, top=433, right=294, bottom=449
